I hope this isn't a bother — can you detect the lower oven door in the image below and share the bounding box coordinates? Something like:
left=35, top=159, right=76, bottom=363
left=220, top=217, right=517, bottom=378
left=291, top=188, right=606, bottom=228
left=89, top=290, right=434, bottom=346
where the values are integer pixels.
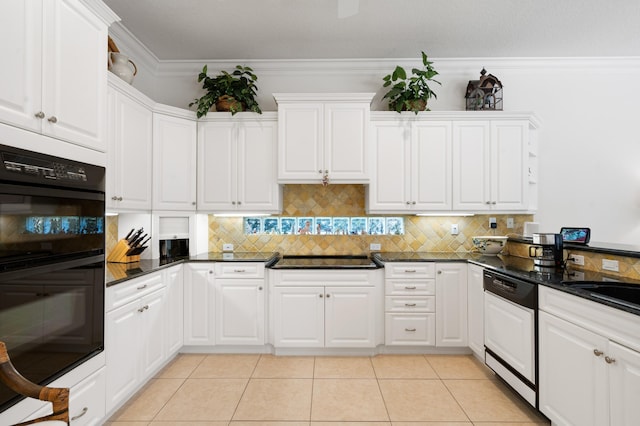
left=484, top=291, right=535, bottom=383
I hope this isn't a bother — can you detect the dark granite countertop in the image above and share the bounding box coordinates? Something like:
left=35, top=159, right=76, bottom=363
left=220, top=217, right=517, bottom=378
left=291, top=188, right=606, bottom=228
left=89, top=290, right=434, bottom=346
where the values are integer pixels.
left=106, top=252, right=279, bottom=286
left=374, top=251, right=640, bottom=316
left=269, top=255, right=381, bottom=269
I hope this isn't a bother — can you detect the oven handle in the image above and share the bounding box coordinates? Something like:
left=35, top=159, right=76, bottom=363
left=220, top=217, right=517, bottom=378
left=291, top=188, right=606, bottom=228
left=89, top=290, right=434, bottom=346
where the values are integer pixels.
left=0, top=254, right=104, bottom=281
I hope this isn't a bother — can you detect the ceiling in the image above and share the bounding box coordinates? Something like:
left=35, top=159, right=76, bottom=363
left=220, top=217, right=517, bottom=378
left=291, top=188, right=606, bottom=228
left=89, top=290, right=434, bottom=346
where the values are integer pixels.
left=104, top=0, right=640, bottom=61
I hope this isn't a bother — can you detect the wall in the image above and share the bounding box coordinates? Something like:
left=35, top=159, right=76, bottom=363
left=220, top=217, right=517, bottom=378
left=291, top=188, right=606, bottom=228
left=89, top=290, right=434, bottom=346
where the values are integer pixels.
left=207, top=184, right=532, bottom=254
left=109, top=27, right=640, bottom=246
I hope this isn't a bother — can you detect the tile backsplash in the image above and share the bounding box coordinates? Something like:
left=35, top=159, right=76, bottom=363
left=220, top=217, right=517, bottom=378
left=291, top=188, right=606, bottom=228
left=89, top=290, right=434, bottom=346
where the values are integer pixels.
left=208, top=184, right=533, bottom=255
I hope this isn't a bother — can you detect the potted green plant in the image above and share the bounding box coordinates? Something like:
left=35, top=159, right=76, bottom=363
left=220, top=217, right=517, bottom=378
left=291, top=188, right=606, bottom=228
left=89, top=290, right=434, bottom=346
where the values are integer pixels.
left=189, top=64, right=262, bottom=117
left=382, top=51, right=441, bottom=114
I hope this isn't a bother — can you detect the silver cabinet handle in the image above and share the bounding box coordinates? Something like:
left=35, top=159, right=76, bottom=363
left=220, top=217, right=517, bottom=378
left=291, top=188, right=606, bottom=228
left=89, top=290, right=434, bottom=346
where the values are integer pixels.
left=71, top=407, right=88, bottom=421
left=594, top=349, right=604, bottom=357
left=234, top=269, right=246, bottom=273
left=137, top=284, right=147, bottom=290
left=605, top=356, right=616, bottom=364
left=404, top=286, right=417, bottom=290
left=404, top=269, right=416, bottom=273
left=34, top=111, right=45, bottom=119
left=47, top=116, right=57, bottom=123
left=405, top=328, right=416, bottom=332
left=404, top=303, right=417, bottom=307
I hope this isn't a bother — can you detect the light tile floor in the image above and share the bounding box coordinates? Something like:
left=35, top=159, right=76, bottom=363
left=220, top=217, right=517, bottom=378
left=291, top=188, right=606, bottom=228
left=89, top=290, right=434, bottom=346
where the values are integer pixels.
left=106, top=353, right=550, bottom=425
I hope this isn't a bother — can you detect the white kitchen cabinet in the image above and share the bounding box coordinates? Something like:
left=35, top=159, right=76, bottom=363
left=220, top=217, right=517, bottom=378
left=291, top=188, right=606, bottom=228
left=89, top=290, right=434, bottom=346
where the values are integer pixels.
left=106, top=79, right=153, bottom=211
left=0, top=0, right=114, bottom=152
left=153, top=109, right=197, bottom=210
left=453, top=120, right=530, bottom=211
left=271, top=269, right=382, bottom=348
left=105, top=272, right=167, bottom=413
left=368, top=116, right=452, bottom=212
left=274, top=93, right=374, bottom=184
left=197, top=114, right=281, bottom=213
left=164, top=265, right=184, bottom=355
left=183, top=263, right=216, bottom=346
left=539, top=286, right=640, bottom=426
left=467, top=263, right=485, bottom=358
left=384, top=262, right=436, bottom=346
left=435, top=262, right=468, bottom=347
left=214, top=263, right=266, bottom=345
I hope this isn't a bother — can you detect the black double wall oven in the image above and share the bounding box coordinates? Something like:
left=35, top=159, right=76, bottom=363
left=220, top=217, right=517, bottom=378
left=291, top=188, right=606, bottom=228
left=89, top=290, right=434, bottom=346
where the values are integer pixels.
left=0, top=144, right=105, bottom=412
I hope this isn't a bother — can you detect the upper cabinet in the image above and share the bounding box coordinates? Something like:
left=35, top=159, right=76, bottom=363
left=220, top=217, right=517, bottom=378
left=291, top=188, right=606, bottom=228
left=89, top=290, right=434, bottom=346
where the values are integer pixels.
left=368, top=112, right=539, bottom=214
left=274, top=93, right=374, bottom=184
left=197, top=113, right=282, bottom=213
left=453, top=119, right=532, bottom=211
left=152, top=107, right=197, bottom=211
left=107, top=77, right=153, bottom=211
left=0, top=0, right=115, bottom=152
left=367, top=116, right=452, bottom=213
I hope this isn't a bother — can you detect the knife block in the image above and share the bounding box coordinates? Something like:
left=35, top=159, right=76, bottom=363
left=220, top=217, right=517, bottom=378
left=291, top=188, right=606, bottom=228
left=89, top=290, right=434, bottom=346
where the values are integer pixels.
left=107, top=239, right=141, bottom=263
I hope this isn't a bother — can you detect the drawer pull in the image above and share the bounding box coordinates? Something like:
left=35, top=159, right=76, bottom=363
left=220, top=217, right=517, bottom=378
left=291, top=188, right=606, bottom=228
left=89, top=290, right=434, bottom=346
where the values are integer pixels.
left=233, top=269, right=246, bottom=273
left=71, top=407, right=88, bottom=421
left=593, top=349, right=604, bottom=357
left=404, top=286, right=417, bottom=290
left=137, top=305, right=149, bottom=313
left=605, top=356, right=616, bottom=364
left=137, top=284, right=147, bottom=290
left=404, top=303, right=417, bottom=307
left=405, top=328, right=417, bottom=332
left=404, top=269, right=417, bottom=273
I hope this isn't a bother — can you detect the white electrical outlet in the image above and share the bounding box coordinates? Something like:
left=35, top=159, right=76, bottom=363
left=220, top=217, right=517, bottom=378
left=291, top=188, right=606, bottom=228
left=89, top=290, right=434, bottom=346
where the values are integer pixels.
left=506, top=218, right=514, bottom=228
left=489, top=217, right=497, bottom=229
left=570, top=254, right=585, bottom=266
left=451, top=224, right=459, bottom=235
left=222, top=243, right=234, bottom=252
left=370, top=243, right=381, bottom=251
left=602, top=259, right=619, bottom=272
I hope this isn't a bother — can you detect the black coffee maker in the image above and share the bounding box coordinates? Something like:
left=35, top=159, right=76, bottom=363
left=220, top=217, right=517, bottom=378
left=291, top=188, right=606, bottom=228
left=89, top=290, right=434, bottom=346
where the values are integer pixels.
left=529, top=233, right=564, bottom=270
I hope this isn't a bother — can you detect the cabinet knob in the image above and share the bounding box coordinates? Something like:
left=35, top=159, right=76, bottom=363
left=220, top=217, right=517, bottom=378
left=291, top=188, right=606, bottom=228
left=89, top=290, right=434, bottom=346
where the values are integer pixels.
left=209, top=270, right=213, bottom=274
left=258, top=286, right=263, bottom=290
left=111, top=196, right=118, bottom=201
left=34, top=111, right=45, bottom=119
left=593, top=349, right=604, bottom=357
left=47, top=116, right=58, bottom=123
left=192, top=202, right=196, bottom=205
left=605, top=356, right=616, bottom=364
left=492, top=201, right=497, bottom=205
left=318, top=170, right=322, bottom=174
left=237, top=201, right=242, bottom=205
left=412, top=201, right=416, bottom=205
left=406, top=201, right=411, bottom=205
left=232, top=201, right=236, bottom=205
left=326, top=293, right=330, bottom=298
left=485, top=201, right=491, bottom=205
left=438, top=270, right=442, bottom=274
left=319, top=294, right=323, bottom=298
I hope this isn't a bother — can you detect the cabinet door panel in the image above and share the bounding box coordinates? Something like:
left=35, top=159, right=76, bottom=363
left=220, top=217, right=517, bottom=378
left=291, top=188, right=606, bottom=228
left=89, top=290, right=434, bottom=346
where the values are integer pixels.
left=491, top=121, right=528, bottom=209
left=467, top=264, right=485, bottom=358
left=278, top=104, right=323, bottom=181
left=538, top=311, right=609, bottom=426
left=413, top=122, right=452, bottom=210
left=0, top=0, right=42, bottom=132
left=153, top=114, right=197, bottom=210
left=609, top=341, right=640, bottom=426
left=197, top=122, right=235, bottom=210
left=165, top=266, right=184, bottom=355
left=452, top=121, right=491, bottom=210
left=183, top=264, right=215, bottom=346
left=105, top=303, right=139, bottom=413
left=435, top=263, right=467, bottom=347
left=238, top=121, right=279, bottom=210
left=42, top=0, right=106, bottom=151
left=139, top=289, right=167, bottom=379
left=324, top=103, right=368, bottom=180
left=368, top=123, right=410, bottom=211
left=216, top=279, right=264, bottom=345
left=273, top=286, right=324, bottom=347
left=325, top=287, right=375, bottom=347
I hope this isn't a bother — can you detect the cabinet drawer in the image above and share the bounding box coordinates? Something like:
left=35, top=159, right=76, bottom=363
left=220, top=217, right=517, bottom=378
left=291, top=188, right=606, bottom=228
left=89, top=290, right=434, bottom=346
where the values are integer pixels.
left=385, top=296, right=435, bottom=312
left=385, top=313, right=435, bottom=346
left=385, top=279, right=435, bottom=295
left=215, top=262, right=264, bottom=278
left=385, top=262, right=435, bottom=279
left=106, top=272, right=164, bottom=312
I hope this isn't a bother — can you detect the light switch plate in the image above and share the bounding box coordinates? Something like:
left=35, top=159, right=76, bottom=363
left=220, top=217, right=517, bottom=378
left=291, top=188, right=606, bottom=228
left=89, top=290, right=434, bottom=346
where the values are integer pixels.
left=222, top=243, right=234, bottom=252
left=602, top=259, right=619, bottom=272
left=451, top=224, right=459, bottom=235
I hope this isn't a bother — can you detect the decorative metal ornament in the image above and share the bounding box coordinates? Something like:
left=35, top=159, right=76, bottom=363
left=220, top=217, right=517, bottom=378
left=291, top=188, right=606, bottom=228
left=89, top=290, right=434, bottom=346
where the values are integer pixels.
left=465, top=68, right=503, bottom=110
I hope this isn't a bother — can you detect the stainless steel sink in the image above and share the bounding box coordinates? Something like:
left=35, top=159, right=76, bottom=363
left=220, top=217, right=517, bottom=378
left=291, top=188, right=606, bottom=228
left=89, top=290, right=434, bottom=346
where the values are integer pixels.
left=562, top=281, right=640, bottom=309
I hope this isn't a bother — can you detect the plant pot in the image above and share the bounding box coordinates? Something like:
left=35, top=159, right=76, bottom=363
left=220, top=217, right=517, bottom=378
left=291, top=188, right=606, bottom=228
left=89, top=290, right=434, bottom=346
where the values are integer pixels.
left=216, top=95, right=244, bottom=113
left=389, top=99, right=428, bottom=113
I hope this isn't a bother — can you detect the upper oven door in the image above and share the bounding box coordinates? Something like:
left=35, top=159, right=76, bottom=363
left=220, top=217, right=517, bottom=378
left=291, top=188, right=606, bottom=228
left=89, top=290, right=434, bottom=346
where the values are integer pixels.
left=0, top=183, right=105, bottom=271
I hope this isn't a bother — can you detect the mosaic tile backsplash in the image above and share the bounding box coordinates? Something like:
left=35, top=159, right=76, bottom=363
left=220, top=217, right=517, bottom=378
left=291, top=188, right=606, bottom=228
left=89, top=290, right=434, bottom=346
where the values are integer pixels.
left=208, top=184, right=533, bottom=255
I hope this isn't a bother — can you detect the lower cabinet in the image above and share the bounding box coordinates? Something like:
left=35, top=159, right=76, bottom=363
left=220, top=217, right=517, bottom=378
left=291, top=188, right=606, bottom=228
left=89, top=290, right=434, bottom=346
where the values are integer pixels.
left=105, top=273, right=167, bottom=413
left=183, top=263, right=215, bottom=346
left=165, top=265, right=184, bottom=355
left=435, top=262, right=468, bottom=347
left=539, top=286, right=640, bottom=426
left=271, top=270, right=382, bottom=348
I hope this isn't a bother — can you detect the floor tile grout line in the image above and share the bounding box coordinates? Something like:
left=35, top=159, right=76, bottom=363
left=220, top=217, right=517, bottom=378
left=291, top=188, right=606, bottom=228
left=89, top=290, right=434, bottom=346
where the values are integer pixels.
left=309, top=355, right=315, bottom=422
left=441, top=378, right=476, bottom=424
left=371, top=356, right=393, bottom=423
left=228, top=353, right=262, bottom=422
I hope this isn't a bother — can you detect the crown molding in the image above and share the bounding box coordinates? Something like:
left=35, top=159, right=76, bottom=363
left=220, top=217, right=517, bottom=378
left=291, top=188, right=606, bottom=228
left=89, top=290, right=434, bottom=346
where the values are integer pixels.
left=80, top=0, right=120, bottom=26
